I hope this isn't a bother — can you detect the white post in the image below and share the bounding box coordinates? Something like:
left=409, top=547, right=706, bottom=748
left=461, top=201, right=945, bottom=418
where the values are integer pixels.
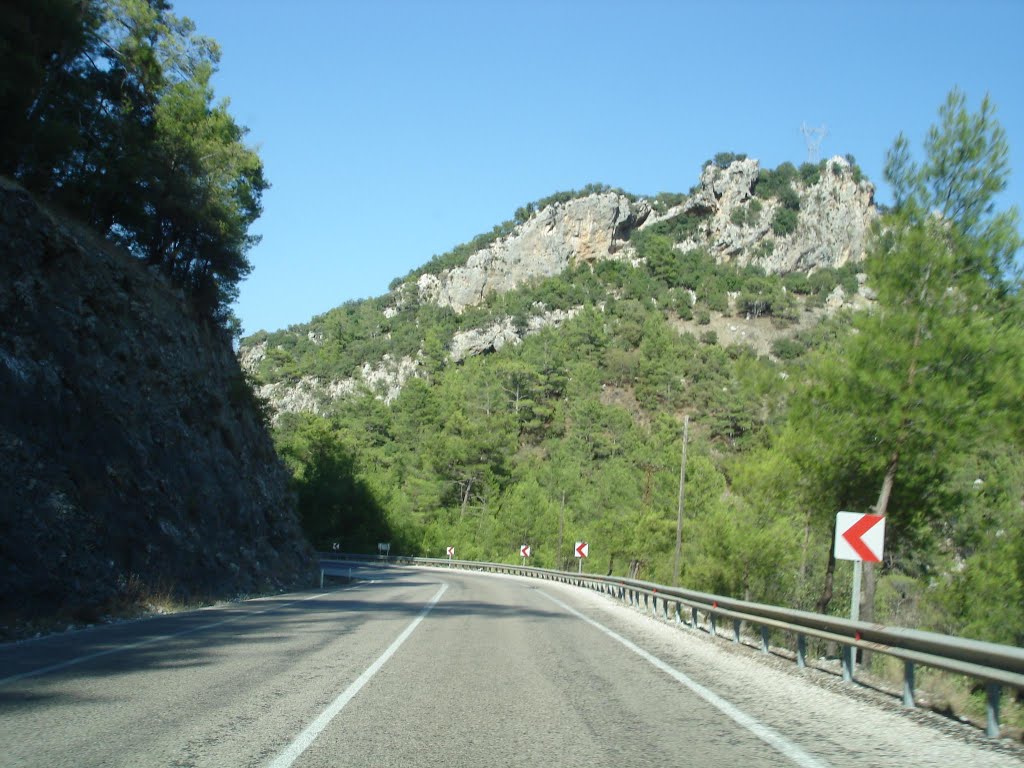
left=851, top=559, right=862, bottom=622
left=848, top=559, right=863, bottom=678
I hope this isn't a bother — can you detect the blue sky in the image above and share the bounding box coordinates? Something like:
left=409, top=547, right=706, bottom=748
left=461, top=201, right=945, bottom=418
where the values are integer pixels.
left=170, top=0, right=1024, bottom=336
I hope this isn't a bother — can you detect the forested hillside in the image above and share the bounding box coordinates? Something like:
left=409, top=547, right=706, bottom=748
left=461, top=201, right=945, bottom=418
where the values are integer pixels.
left=244, top=91, right=1022, bottom=651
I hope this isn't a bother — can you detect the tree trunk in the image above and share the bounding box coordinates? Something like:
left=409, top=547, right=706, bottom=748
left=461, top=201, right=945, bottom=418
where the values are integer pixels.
left=861, top=453, right=899, bottom=664
left=863, top=455, right=898, bottom=621
left=799, top=511, right=812, bottom=598
left=815, top=540, right=837, bottom=614
left=459, top=479, right=473, bottom=520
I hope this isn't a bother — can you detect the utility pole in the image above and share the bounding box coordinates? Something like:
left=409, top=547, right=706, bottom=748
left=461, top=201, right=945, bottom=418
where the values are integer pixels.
left=558, top=492, right=565, bottom=570
left=673, top=415, right=689, bottom=587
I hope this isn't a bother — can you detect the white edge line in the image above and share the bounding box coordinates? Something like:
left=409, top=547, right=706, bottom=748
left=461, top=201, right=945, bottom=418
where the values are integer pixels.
left=537, top=589, right=830, bottom=768
left=267, top=581, right=449, bottom=768
left=0, top=585, right=358, bottom=687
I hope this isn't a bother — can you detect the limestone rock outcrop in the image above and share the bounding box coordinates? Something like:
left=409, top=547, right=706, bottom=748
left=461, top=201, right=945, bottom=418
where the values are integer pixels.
left=416, top=193, right=651, bottom=312
left=663, top=156, right=877, bottom=273
left=254, top=354, right=422, bottom=419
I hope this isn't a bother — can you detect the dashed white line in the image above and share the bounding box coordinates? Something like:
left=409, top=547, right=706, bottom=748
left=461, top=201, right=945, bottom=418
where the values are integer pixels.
left=267, top=581, right=448, bottom=768
left=538, top=589, right=830, bottom=768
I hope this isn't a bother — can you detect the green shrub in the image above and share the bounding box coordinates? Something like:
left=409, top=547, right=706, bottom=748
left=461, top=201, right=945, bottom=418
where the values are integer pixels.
left=697, top=309, right=711, bottom=325
left=671, top=290, right=694, bottom=319
left=783, top=272, right=811, bottom=294
left=804, top=291, right=826, bottom=309
left=753, top=239, right=775, bottom=261
left=704, top=152, right=748, bottom=170
left=771, top=208, right=798, bottom=236
left=754, top=162, right=797, bottom=199
left=778, top=185, right=801, bottom=211
left=643, top=210, right=706, bottom=243
left=700, top=330, right=718, bottom=345
left=738, top=275, right=786, bottom=318
left=771, top=337, right=807, bottom=360
left=704, top=289, right=729, bottom=313
left=650, top=192, right=688, bottom=214
left=730, top=199, right=763, bottom=228
left=844, top=154, right=865, bottom=184
left=799, top=162, right=823, bottom=186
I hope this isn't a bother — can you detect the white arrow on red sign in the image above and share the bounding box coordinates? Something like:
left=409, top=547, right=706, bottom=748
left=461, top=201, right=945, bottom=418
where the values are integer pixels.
left=574, top=541, right=589, bottom=558
left=446, top=546, right=455, bottom=557
left=520, top=545, right=531, bottom=557
left=834, top=512, right=885, bottom=562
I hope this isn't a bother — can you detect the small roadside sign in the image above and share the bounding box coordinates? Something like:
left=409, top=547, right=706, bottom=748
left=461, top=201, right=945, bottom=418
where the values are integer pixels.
left=520, top=545, right=531, bottom=557
left=377, top=542, right=391, bottom=556
left=446, top=546, right=455, bottom=557
left=574, top=541, right=589, bottom=558
left=834, top=512, right=885, bottom=562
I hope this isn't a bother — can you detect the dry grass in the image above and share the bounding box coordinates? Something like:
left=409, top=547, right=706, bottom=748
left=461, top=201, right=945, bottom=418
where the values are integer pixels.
left=869, top=654, right=1023, bottom=740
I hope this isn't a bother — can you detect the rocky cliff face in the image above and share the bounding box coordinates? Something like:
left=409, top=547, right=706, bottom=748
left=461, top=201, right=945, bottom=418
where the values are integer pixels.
left=415, top=192, right=651, bottom=312
left=0, top=180, right=314, bottom=627
left=666, top=155, right=877, bottom=272
left=403, top=158, right=875, bottom=316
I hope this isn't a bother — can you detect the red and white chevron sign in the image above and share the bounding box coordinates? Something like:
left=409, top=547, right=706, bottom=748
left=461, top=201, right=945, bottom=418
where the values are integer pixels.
left=834, top=512, right=885, bottom=562
left=446, top=546, right=455, bottom=557
left=574, top=541, right=589, bottom=558
left=520, top=545, right=531, bottom=557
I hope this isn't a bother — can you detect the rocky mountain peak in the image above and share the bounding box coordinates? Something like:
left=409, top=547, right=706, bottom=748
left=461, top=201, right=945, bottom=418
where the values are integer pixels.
left=662, top=155, right=877, bottom=273
left=414, top=192, right=651, bottom=313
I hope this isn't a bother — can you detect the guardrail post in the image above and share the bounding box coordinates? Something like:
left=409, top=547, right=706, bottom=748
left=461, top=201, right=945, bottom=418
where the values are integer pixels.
left=903, top=661, right=915, bottom=708
left=710, top=613, right=717, bottom=637
left=842, top=645, right=854, bottom=683
left=663, top=599, right=670, bottom=621
left=796, top=634, right=806, bottom=669
left=674, top=602, right=681, bottom=624
left=986, top=684, right=1001, bottom=738
left=760, top=626, right=770, bottom=654
left=691, top=606, right=698, bottom=628
left=732, top=619, right=741, bottom=643
left=320, top=569, right=324, bottom=589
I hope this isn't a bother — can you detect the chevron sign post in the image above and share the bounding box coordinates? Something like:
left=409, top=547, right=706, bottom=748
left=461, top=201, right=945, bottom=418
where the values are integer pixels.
left=834, top=512, right=886, bottom=639
left=574, top=541, right=589, bottom=574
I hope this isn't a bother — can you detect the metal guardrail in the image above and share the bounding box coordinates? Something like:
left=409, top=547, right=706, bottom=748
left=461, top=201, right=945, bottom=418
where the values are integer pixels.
left=320, top=553, right=1024, bottom=738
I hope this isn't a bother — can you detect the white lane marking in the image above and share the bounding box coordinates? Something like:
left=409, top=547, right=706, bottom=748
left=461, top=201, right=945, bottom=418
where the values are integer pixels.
left=538, top=590, right=830, bottom=768
left=0, top=586, right=358, bottom=687
left=267, top=582, right=448, bottom=768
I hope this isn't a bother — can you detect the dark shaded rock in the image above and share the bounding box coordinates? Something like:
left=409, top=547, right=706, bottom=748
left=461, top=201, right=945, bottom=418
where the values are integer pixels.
left=0, top=179, right=315, bottom=625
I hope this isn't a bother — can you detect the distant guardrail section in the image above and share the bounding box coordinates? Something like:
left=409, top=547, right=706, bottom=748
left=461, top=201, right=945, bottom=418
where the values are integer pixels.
left=320, top=552, right=1024, bottom=739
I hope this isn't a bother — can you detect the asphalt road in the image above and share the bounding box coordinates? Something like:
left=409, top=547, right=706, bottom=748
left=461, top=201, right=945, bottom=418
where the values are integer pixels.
left=0, top=566, right=1019, bottom=767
